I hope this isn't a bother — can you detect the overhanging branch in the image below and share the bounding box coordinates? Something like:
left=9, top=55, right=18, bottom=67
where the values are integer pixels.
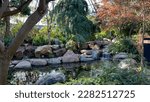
left=7, top=0, right=54, bottom=59
left=1, top=0, right=32, bottom=18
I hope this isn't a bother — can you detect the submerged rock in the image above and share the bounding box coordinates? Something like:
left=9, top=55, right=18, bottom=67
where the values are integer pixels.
left=15, top=60, right=31, bottom=69
left=35, top=71, right=66, bottom=85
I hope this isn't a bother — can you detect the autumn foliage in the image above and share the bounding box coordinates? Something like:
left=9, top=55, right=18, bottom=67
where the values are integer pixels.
left=96, top=0, right=150, bottom=35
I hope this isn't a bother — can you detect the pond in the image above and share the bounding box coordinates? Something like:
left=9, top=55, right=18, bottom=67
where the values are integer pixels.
left=8, top=60, right=115, bottom=85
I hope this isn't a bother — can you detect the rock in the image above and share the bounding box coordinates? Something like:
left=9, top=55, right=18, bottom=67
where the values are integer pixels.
left=35, top=70, right=66, bottom=85
left=30, top=59, right=47, bottom=66
left=80, top=43, right=89, bottom=49
left=14, top=61, right=31, bottom=69
left=15, top=46, right=25, bottom=59
left=80, top=54, right=94, bottom=62
left=51, top=45, right=60, bottom=50
left=53, top=38, right=61, bottom=45
left=80, top=50, right=92, bottom=55
left=11, top=60, right=20, bottom=65
left=92, top=50, right=101, bottom=60
left=113, top=52, right=128, bottom=61
left=118, top=58, right=137, bottom=70
left=9, top=64, right=15, bottom=68
left=35, top=45, right=52, bottom=58
left=24, top=45, right=36, bottom=58
left=53, top=48, right=66, bottom=57
left=47, top=57, right=62, bottom=64
left=60, top=44, right=65, bottom=48
left=62, top=50, right=79, bottom=63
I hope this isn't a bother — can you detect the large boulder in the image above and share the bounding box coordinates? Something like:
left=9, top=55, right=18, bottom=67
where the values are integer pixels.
left=118, top=58, right=138, bottom=70
left=113, top=52, right=128, bottom=61
left=53, top=48, right=67, bottom=57
left=62, top=50, right=79, bottom=63
left=47, top=57, right=62, bottom=64
left=30, top=59, right=47, bottom=66
left=34, top=45, right=52, bottom=58
left=35, top=71, right=66, bottom=85
left=14, top=60, right=31, bottom=69
left=80, top=54, right=94, bottom=62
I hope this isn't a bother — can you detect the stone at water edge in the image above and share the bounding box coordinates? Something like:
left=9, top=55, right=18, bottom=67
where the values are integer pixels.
left=80, top=54, right=94, bottom=62
left=80, top=50, right=92, bottom=55
left=35, top=70, right=66, bottom=85
left=14, top=60, right=31, bottom=69
left=62, top=50, right=80, bottom=63
left=47, top=57, right=62, bottom=64
left=92, top=50, right=102, bottom=60
left=30, top=59, right=47, bottom=66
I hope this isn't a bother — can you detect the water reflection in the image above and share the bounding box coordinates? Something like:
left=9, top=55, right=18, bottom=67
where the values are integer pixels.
left=9, top=61, right=114, bottom=85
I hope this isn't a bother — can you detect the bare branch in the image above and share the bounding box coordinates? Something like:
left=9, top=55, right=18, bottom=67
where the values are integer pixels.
left=1, top=0, right=32, bottom=18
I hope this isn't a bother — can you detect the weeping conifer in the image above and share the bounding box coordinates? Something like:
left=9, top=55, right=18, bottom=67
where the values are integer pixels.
left=53, top=0, right=96, bottom=42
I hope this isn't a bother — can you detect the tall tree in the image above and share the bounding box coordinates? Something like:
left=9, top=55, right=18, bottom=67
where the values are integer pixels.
left=0, top=0, right=54, bottom=84
left=53, top=0, right=96, bottom=42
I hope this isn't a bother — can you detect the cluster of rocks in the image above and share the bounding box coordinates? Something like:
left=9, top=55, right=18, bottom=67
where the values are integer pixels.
left=10, top=50, right=102, bottom=69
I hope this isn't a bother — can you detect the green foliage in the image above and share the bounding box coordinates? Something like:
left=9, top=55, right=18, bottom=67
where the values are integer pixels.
left=95, top=29, right=119, bottom=40
left=66, top=39, right=77, bottom=51
left=120, top=22, right=140, bottom=36
left=11, top=22, right=23, bottom=36
left=65, top=63, right=150, bottom=85
left=109, top=37, right=138, bottom=54
left=53, top=0, right=96, bottom=42
left=32, top=33, right=49, bottom=46
left=4, top=36, right=13, bottom=46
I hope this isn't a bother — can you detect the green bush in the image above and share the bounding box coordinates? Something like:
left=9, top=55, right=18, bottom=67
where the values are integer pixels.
left=95, top=29, right=119, bottom=40
left=32, top=33, right=49, bottom=46
left=109, top=37, right=138, bottom=54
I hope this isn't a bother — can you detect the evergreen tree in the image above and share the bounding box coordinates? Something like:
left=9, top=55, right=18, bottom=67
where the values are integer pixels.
left=53, top=0, right=97, bottom=42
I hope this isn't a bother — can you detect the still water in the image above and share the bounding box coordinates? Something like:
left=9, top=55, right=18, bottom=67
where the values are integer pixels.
left=8, top=60, right=114, bottom=85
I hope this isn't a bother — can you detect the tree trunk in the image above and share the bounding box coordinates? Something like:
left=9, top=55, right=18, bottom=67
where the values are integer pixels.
left=5, top=16, right=11, bottom=37
left=0, top=55, right=10, bottom=84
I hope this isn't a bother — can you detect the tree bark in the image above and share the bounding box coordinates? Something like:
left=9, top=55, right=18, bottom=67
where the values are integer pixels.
left=0, top=0, right=54, bottom=84
left=0, top=55, right=10, bottom=84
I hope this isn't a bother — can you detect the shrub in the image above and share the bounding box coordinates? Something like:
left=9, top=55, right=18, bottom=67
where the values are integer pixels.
left=109, top=37, right=139, bottom=54
left=95, top=29, right=119, bottom=40
left=32, top=33, right=49, bottom=46
left=64, top=63, right=150, bottom=85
